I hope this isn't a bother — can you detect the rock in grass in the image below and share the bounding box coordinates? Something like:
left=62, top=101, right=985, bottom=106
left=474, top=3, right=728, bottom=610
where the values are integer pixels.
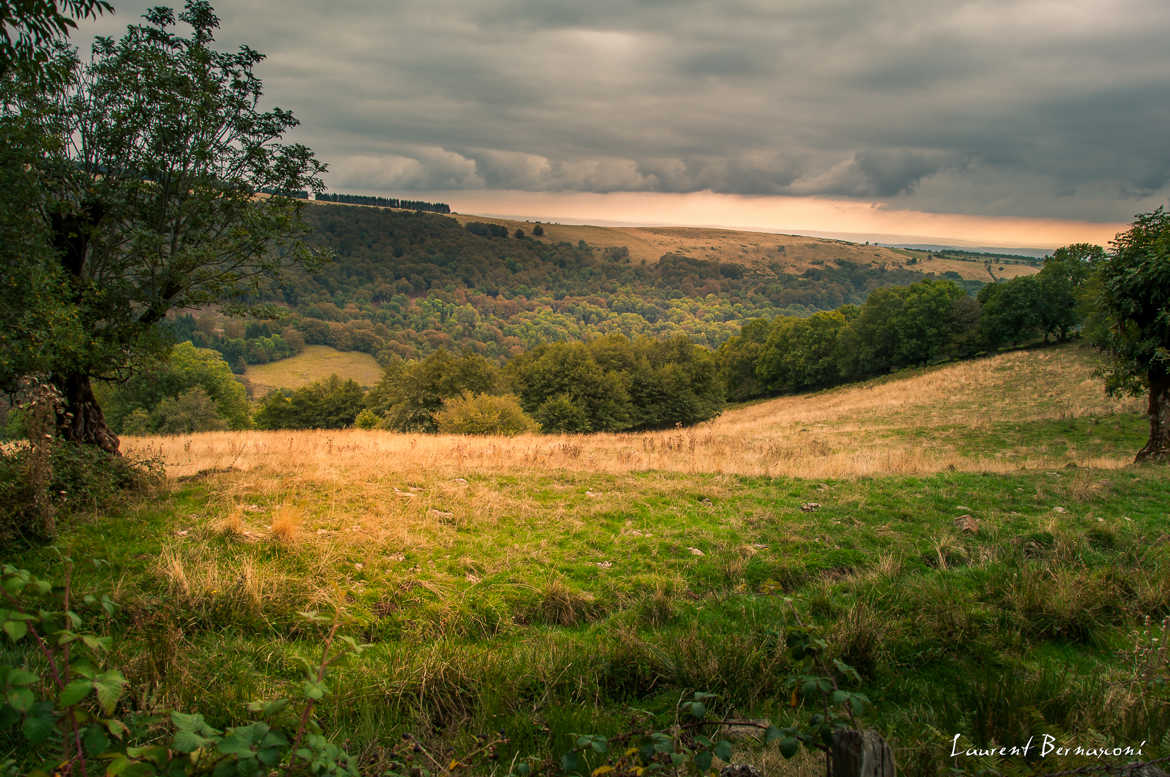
left=800, top=502, right=821, bottom=512
left=1125, top=765, right=1168, bottom=777
left=954, top=514, right=979, bottom=534
left=720, top=765, right=762, bottom=777
left=718, top=719, right=771, bottom=742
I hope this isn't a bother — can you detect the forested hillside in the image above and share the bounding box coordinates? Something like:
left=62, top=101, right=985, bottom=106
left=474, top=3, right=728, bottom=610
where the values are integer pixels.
left=168, top=203, right=978, bottom=371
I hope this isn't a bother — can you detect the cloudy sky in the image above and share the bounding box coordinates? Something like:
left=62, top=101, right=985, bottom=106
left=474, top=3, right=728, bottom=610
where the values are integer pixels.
left=81, top=0, right=1170, bottom=247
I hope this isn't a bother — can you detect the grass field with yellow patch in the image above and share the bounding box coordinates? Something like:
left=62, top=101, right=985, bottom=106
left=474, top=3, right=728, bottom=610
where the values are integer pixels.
left=8, top=345, right=1167, bottom=776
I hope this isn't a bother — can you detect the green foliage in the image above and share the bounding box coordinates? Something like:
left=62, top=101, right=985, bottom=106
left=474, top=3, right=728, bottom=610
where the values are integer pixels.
left=1035, top=243, right=1104, bottom=342
left=242, top=204, right=959, bottom=366
left=510, top=335, right=723, bottom=433
left=98, top=342, right=251, bottom=434
left=353, top=408, right=380, bottom=430
left=434, top=393, right=538, bottom=436
left=977, top=276, right=1044, bottom=350
left=0, top=441, right=159, bottom=544
left=716, top=319, right=771, bottom=401
left=254, top=375, right=365, bottom=430
left=553, top=639, right=871, bottom=776
left=757, top=310, right=849, bottom=394
left=465, top=221, right=510, bottom=238
left=0, top=564, right=364, bottom=776
left=626, top=337, right=724, bottom=430
left=511, top=342, right=630, bottom=434
left=723, top=278, right=982, bottom=402
left=1, top=0, right=326, bottom=447
left=533, top=394, right=591, bottom=433
left=1090, top=208, right=1170, bottom=396
left=850, top=279, right=970, bottom=372
left=150, top=387, right=229, bottom=435
left=313, top=192, right=449, bottom=213
left=1088, top=207, right=1170, bottom=460
left=0, top=80, right=87, bottom=394
left=163, top=315, right=307, bottom=374
left=0, top=0, right=111, bottom=80
left=365, top=350, right=502, bottom=432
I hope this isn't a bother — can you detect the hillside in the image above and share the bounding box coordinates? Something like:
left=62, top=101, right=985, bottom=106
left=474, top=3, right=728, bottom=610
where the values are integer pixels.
left=172, top=203, right=1000, bottom=372
left=13, top=345, right=1161, bottom=776
left=447, top=211, right=1040, bottom=281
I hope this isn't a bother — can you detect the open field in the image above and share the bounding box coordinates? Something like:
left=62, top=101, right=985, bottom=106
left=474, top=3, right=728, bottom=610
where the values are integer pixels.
left=908, top=255, right=1038, bottom=281
left=143, top=346, right=1141, bottom=481
left=242, top=345, right=384, bottom=396
left=8, top=345, right=1167, bottom=776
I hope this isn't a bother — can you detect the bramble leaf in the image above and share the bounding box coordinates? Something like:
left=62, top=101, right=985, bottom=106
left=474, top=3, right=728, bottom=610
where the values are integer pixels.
left=3, top=620, right=27, bottom=642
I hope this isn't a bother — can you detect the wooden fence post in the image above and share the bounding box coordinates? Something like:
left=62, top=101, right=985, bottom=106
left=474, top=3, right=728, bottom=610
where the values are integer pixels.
left=830, top=729, right=896, bottom=777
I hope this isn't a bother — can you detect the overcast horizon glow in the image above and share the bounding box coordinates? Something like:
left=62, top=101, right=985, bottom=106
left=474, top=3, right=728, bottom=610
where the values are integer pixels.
left=78, top=0, right=1170, bottom=248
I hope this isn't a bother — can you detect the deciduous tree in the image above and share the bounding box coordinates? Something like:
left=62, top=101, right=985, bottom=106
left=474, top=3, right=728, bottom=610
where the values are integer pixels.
left=1090, top=208, right=1170, bottom=462
left=2, top=0, right=325, bottom=452
left=0, top=0, right=111, bottom=79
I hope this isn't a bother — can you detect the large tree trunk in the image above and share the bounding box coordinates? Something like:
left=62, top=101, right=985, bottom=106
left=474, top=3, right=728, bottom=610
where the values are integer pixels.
left=48, top=202, right=120, bottom=453
left=52, top=372, right=120, bottom=454
left=1136, top=371, right=1170, bottom=463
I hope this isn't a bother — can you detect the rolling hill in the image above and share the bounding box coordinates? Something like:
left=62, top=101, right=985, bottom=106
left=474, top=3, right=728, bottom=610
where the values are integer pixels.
left=447, top=211, right=1040, bottom=281
left=24, top=344, right=1155, bottom=777
left=174, top=201, right=1019, bottom=373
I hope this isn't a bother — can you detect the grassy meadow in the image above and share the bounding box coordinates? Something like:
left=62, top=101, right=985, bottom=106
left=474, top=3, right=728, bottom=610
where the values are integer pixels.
left=243, top=345, right=385, bottom=396
left=9, top=345, right=1169, bottom=776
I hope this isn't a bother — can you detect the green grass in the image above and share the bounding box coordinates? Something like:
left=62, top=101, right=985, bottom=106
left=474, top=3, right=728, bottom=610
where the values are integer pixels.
left=243, top=345, right=383, bottom=395
left=889, top=412, right=1148, bottom=461
left=7, top=462, right=1170, bottom=775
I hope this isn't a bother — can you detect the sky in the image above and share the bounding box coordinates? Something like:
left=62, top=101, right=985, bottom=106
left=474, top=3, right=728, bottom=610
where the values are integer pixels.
left=78, top=0, right=1170, bottom=248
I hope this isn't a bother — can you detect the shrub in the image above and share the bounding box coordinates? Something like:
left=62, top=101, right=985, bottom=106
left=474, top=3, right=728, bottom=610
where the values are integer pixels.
left=152, top=386, right=229, bottom=434
left=0, top=442, right=160, bottom=545
left=254, top=375, right=365, bottom=429
left=354, top=408, right=380, bottom=429
left=534, top=394, right=591, bottom=433
left=434, top=393, right=537, bottom=436
left=0, top=564, right=364, bottom=776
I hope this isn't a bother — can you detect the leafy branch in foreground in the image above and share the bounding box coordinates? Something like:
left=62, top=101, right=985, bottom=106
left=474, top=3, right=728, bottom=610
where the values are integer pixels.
left=1, top=562, right=366, bottom=776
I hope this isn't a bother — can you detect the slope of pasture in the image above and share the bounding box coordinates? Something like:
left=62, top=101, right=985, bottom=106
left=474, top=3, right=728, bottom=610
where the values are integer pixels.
left=910, top=254, right=1038, bottom=280
left=447, top=211, right=1026, bottom=281
left=10, top=344, right=1163, bottom=777
left=141, top=345, right=1143, bottom=481
left=242, top=345, right=383, bottom=396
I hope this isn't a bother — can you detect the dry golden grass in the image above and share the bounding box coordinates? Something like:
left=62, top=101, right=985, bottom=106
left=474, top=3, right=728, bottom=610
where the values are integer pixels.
left=243, top=345, right=383, bottom=396
left=126, top=347, right=1141, bottom=489
left=913, top=256, right=1037, bottom=280
left=270, top=503, right=302, bottom=543
left=447, top=212, right=1010, bottom=279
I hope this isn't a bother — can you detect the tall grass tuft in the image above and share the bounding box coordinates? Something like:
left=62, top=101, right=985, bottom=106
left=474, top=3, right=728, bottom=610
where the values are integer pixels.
left=271, top=503, right=302, bottom=543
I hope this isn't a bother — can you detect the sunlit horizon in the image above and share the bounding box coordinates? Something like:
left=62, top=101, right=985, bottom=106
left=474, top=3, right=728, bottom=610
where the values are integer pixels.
left=393, top=189, right=1128, bottom=251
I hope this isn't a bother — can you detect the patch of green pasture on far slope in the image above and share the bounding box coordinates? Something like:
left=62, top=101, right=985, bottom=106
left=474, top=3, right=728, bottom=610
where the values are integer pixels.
left=243, top=344, right=384, bottom=396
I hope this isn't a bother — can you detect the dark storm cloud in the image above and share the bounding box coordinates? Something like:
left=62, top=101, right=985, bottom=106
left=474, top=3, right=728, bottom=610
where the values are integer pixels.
left=80, top=0, right=1170, bottom=220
